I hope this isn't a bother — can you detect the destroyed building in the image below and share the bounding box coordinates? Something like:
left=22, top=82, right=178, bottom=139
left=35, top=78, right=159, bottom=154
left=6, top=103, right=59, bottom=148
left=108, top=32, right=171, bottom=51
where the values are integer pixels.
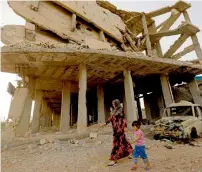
left=1, top=0, right=202, bottom=140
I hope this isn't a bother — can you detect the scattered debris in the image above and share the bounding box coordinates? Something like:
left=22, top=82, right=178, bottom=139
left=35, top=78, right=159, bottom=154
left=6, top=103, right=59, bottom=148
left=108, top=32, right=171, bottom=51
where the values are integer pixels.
left=39, top=139, right=47, bottom=145
left=69, top=139, right=79, bottom=145
left=89, top=132, right=98, bottom=139
left=165, top=144, right=173, bottom=149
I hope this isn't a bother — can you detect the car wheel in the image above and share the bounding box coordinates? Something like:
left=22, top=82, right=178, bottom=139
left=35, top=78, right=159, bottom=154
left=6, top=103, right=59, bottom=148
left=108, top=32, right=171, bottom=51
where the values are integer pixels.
left=190, top=127, right=198, bottom=139
left=153, top=134, right=161, bottom=140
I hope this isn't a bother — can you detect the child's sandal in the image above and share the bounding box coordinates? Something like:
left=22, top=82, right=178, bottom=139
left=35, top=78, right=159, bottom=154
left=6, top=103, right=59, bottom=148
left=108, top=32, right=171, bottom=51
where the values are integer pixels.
left=128, top=154, right=133, bottom=159
left=108, top=161, right=117, bottom=166
left=145, top=167, right=151, bottom=171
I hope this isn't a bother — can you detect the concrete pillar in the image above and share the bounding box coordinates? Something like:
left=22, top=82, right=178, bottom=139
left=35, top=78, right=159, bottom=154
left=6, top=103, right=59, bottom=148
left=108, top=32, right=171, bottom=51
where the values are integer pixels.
left=16, top=77, right=36, bottom=136
left=53, top=112, right=60, bottom=128
left=77, top=64, right=87, bottom=132
left=39, top=100, right=47, bottom=128
left=97, top=84, right=105, bottom=123
left=60, top=81, right=71, bottom=133
left=188, top=78, right=202, bottom=106
left=123, top=92, right=127, bottom=116
left=157, top=94, right=165, bottom=118
left=3, top=88, right=29, bottom=140
left=136, top=98, right=142, bottom=120
left=160, top=75, right=174, bottom=107
left=183, top=11, right=202, bottom=61
left=46, top=106, right=52, bottom=127
left=56, top=115, right=60, bottom=128
left=150, top=22, right=163, bottom=58
left=142, top=13, right=152, bottom=56
left=143, top=96, right=152, bottom=122
left=31, top=90, right=43, bottom=134
left=44, top=103, right=52, bottom=127
left=123, top=69, right=138, bottom=127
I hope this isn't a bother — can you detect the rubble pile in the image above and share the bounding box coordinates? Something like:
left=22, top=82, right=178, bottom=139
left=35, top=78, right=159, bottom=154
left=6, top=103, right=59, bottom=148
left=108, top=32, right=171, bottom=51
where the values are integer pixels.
left=153, top=119, right=186, bottom=139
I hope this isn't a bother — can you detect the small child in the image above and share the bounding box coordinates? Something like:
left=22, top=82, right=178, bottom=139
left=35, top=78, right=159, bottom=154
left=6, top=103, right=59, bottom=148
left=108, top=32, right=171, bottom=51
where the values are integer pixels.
left=131, top=121, right=151, bottom=171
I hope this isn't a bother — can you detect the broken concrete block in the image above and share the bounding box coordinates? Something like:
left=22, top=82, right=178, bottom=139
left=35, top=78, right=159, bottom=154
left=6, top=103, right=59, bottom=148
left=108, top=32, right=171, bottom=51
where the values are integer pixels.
left=164, top=144, right=173, bottom=149
left=69, top=139, right=79, bottom=144
left=39, top=138, right=47, bottom=145
left=89, top=132, right=98, bottom=139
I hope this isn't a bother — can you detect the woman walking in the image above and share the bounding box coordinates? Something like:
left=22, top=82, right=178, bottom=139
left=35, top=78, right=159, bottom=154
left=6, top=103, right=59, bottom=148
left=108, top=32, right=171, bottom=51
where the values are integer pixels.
left=102, top=99, right=133, bottom=166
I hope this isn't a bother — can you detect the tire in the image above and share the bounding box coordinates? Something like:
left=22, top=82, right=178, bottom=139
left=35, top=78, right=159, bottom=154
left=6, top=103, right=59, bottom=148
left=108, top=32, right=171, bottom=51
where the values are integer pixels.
left=153, top=134, right=161, bottom=140
left=190, top=127, right=198, bottom=139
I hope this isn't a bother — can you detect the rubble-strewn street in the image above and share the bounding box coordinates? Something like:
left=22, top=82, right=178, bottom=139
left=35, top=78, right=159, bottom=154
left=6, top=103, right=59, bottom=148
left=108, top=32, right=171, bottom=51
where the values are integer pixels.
left=2, top=125, right=202, bottom=172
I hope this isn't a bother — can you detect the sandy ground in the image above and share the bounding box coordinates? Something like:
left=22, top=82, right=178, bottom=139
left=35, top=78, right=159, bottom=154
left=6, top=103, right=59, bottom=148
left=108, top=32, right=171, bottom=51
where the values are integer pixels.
left=2, top=125, right=202, bottom=172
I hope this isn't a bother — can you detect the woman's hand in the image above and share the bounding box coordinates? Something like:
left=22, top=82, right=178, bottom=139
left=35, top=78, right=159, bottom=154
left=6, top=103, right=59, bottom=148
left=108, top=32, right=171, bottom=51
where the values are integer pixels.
left=130, top=139, right=137, bottom=144
left=100, top=123, right=107, bottom=128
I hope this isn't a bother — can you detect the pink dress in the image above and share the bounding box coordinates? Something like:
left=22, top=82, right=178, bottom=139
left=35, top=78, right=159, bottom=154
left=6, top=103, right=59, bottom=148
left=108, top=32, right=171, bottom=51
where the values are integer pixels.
left=134, top=129, right=145, bottom=146
left=133, top=129, right=148, bottom=161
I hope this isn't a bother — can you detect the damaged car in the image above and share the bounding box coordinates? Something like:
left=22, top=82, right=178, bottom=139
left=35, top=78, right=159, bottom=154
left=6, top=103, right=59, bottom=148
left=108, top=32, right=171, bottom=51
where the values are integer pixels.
left=151, top=101, right=202, bottom=140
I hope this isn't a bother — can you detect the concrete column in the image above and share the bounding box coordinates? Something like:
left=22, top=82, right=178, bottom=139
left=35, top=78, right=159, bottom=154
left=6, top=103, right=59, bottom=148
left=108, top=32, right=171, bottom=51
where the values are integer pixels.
left=143, top=96, right=152, bottom=122
left=40, top=100, right=47, bottom=128
left=56, top=115, right=60, bottom=128
left=77, top=64, right=87, bottom=132
left=53, top=112, right=60, bottom=128
left=97, top=84, right=105, bottom=123
left=123, top=69, right=138, bottom=127
left=150, top=22, right=163, bottom=58
left=142, top=13, right=152, bottom=56
left=16, top=77, right=36, bottom=136
left=183, top=11, right=202, bottom=61
left=123, top=92, right=127, bottom=117
left=44, top=103, right=52, bottom=127
left=188, top=78, right=202, bottom=105
left=160, top=75, right=174, bottom=107
left=60, top=81, right=71, bottom=133
left=136, top=98, right=142, bottom=120
left=46, top=106, right=52, bottom=127
left=31, top=90, right=43, bottom=134
left=3, top=88, right=29, bottom=140
left=157, top=94, right=165, bottom=118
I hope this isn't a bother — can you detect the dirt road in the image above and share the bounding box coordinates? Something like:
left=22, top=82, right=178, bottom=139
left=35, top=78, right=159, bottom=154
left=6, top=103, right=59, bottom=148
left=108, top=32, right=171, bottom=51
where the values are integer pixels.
left=2, top=125, right=202, bottom=172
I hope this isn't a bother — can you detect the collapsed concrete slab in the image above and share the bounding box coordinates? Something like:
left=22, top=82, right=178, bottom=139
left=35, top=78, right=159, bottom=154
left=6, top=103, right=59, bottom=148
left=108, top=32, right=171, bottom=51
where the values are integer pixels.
left=1, top=25, right=67, bottom=45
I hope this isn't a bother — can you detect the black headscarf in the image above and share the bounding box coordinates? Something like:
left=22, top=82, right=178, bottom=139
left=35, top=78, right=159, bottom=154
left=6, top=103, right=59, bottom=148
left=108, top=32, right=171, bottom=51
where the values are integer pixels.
left=112, top=99, right=124, bottom=117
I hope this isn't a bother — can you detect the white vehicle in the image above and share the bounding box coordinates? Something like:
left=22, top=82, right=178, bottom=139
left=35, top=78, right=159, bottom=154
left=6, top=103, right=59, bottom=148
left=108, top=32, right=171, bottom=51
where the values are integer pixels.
left=151, top=101, right=202, bottom=140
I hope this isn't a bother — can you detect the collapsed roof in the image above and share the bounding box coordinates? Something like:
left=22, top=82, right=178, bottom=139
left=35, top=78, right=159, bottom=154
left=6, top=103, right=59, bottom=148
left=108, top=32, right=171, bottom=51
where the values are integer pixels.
left=1, top=0, right=202, bottom=85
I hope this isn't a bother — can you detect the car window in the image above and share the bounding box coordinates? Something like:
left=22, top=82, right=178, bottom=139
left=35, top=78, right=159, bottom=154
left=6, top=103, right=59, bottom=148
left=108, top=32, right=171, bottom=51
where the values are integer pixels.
left=169, top=106, right=192, bottom=117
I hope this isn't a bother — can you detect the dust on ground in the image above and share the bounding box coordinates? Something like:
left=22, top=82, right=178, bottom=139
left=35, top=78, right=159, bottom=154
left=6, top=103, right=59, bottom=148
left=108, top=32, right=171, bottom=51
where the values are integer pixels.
left=2, top=124, right=202, bottom=172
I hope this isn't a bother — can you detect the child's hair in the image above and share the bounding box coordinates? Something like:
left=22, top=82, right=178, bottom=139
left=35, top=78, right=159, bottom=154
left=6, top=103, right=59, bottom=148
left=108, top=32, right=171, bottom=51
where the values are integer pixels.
left=132, top=121, right=141, bottom=129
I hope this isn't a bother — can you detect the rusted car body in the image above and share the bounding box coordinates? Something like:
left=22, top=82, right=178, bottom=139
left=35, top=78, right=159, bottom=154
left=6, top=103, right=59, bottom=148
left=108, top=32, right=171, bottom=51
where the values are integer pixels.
left=151, top=101, right=202, bottom=140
